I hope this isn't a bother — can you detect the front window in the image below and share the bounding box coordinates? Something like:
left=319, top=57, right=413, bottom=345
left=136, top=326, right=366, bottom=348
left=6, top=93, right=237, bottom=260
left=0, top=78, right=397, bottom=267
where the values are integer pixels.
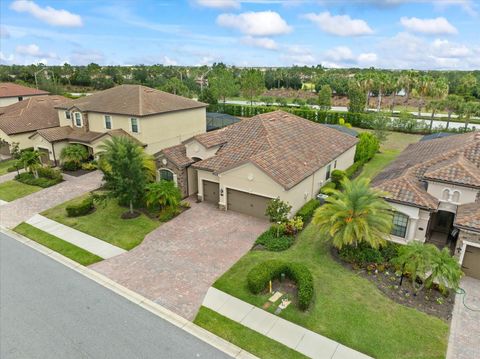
left=65, top=111, right=71, bottom=119
left=452, top=191, right=460, bottom=202
left=104, top=115, right=112, bottom=130
left=325, top=164, right=332, bottom=180
left=130, top=117, right=139, bottom=133
left=391, top=212, right=409, bottom=238
left=159, top=169, right=174, bottom=182
left=74, top=112, right=82, bottom=127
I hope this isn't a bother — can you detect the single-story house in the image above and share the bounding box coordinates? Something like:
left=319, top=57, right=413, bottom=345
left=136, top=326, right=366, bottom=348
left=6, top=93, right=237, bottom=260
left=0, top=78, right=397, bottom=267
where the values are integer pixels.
left=156, top=110, right=358, bottom=218
left=0, top=82, right=49, bottom=107
left=0, top=95, right=72, bottom=156
left=373, top=131, right=480, bottom=279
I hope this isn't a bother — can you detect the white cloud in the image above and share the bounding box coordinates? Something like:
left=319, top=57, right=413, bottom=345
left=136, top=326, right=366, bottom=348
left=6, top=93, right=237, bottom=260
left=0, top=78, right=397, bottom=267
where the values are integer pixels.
left=216, top=11, right=292, bottom=36
left=194, top=0, right=240, bottom=9
left=69, top=50, right=104, bottom=65
left=0, top=52, right=15, bottom=64
left=241, top=36, right=278, bottom=50
left=323, top=46, right=377, bottom=67
left=325, top=46, right=355, bottom=62
left=0, top=26, right=10, bottom=39
left=15, top=44, right=57, bottom=59
left=281, top=45, right=316, bottom=66
left=400, top=17, right=457, bottom=35
left=357, top=52, right=378, bottom=64
left=303, top=11, right=373, bottom=36
left=432, top=39, right=471, bottom=57
left=10, top=0, right=83, bottom=27
left=163, top=56, right=178, bottom=66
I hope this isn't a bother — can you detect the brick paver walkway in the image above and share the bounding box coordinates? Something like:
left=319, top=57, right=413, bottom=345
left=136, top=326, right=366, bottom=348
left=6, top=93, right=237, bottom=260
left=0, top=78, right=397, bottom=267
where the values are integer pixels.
left=447, top=277, right=480, bottom=359
left=91, top=200, right=269, bottom=320
left=0, top=171, right=102, bottom=229
left=0, top=170, right=23, bottom=184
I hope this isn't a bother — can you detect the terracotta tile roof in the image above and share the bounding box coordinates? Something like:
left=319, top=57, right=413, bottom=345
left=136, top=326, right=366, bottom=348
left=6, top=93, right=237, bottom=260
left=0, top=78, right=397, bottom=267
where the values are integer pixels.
left=0, top=83, right=49, bottom=99
left=33, top=126, right=143, bottom=146
left=173, top=110, right=357, bottom=189
left=455, top=202, right=480, bottom=232
left=373, top=132, right=480, bottom=209
left=57, top=85, right=207, bottom=117
left=161, top=144, right=194, bottom=168
left=0, top=95, right=72, bottom=135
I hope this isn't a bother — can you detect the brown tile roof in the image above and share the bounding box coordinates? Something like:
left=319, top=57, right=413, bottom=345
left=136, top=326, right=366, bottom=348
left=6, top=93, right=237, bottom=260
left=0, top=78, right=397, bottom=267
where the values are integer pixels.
left=167, top=111, right=357, bottom=189
left=373, top=132, right=480, bottom=209
left=0, top=83, right=49, bottom=99
left=0, top=95, right=72, bottom=135
left=161, top=144, right=194, bottom=168
left=455, top=202, right=480, bottom=232
left=33, top=126, right=143, bottom=146
left=57, top=85, right=207, bottom=117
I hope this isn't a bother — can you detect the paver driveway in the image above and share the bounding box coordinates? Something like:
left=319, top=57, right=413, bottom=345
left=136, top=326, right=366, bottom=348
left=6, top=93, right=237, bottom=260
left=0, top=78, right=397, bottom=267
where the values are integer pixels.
left=91, top=200, right=269, bottom=320
left=447, top=277, right=480, bottom=359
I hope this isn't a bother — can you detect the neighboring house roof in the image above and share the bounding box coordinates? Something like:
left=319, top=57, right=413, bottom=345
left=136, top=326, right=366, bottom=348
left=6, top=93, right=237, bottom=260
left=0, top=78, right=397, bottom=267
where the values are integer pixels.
left=164, top=110, right=358, bottom=190
left=206, top=112, right=241, bottom=131
left=160, top=144, right=194, bottom=168
left=420, top=132, right=455, bottom=142
left=455, top=202, right=480, bottom=233
left=56, top=84, right=207, bottom=117
left=0, top=95, right=72, bottom=135
left=324, top=124, right=358, bottom=137
left=0, top=83, right=49, bottom=99
left=32, top=126, right=143, bottom=146
left=373, top=132, right=480, bottom=209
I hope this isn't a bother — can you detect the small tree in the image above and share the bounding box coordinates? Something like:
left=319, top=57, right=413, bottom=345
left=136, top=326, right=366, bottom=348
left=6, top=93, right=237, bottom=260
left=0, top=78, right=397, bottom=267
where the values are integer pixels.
left=210, top=68, right=238, bottom=107
left=60, top=144, right=89, bottom=168
left=318, top=84, right=332, bottom=111
left=20, top=150, right=41, bottom=178
left=145, top=180, right=181, bottom=210
left=198, top=87, right=218, bottom=105
left=265, top=197, right=291, bottom=223
left=354, top=132, right=379, bottom=163
left=240, top=69, right=265, bottom=105
left=371, top=113, right=390, bottom=144
left=347, top=85, right=366, bottom=113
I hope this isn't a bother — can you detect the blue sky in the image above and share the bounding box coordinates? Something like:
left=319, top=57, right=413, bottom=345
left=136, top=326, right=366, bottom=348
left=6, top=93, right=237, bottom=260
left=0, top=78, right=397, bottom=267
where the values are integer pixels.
left=1, top=0, right=479, bottom=69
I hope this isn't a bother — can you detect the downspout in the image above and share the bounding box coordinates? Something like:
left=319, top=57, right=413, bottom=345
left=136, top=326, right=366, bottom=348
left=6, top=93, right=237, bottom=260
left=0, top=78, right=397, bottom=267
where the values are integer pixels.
left=52, top=141, right=58, bottom=167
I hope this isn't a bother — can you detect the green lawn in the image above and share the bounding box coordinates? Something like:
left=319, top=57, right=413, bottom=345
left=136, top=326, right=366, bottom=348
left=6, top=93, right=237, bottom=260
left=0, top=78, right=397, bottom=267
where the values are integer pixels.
left=0, top=180, right=42, bottom=201
left=41, top=194, right=161, bottom=250
left=357, top=149, right=400, bottom=181
left=354, top=128, right=422, bottom=152
left=195, top=307, right=307, bottom=359
left=210, top=224, right=448, bottom=359
left=0, top=159, right=16, bottom=176
left=14, top=223, right=102, bottom=266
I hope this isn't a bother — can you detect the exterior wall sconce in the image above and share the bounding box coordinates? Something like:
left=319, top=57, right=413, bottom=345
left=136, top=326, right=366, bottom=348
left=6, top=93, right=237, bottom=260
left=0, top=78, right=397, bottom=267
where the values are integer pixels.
left=220, top=188, right=224, bottom=196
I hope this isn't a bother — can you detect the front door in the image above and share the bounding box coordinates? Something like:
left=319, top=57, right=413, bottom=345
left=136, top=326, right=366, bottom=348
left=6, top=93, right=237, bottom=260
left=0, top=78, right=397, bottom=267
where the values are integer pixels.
left=203, top=180, right=219, bottom=204
left=38, top=148, right=51, bottom=166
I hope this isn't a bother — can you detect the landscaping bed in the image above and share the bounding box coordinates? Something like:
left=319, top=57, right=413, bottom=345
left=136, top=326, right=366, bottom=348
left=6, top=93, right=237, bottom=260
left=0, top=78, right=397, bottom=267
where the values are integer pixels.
left=0, top=180, right=42, bottom=201
left=331, top=247, right=454, bottom=321
left=211, top=224, right=448, bottom=359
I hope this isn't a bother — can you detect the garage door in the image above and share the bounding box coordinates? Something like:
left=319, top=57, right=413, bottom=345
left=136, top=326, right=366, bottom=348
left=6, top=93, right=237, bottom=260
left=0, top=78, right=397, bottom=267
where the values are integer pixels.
left=462, top=245, right=480, bottom=280
left=227, top=188, right=271, bottom=219
left=203, top=180, right=219, bottom=204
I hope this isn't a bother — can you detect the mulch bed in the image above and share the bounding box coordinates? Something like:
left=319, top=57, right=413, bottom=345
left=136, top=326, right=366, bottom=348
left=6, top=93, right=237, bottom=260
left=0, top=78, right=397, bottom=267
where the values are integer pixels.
left=330, top=247, right=454, bottom=321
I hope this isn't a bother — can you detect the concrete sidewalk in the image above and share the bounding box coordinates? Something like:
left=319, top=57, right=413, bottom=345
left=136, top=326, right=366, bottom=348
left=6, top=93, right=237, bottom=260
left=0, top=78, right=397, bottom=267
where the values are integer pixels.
left=26, top=214, right=125, bottom=259
left=203, top=287, right=373, bottom=359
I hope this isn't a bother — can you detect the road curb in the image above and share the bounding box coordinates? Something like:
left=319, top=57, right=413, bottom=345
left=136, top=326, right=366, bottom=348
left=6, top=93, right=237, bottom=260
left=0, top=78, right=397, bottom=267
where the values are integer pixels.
left=1, top=226, right=259, bottom=359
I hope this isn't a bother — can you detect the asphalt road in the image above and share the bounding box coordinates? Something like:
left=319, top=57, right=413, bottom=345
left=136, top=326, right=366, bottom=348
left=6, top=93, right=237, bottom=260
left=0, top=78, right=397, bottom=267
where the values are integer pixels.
left=0, top=233, right=232, bottom=359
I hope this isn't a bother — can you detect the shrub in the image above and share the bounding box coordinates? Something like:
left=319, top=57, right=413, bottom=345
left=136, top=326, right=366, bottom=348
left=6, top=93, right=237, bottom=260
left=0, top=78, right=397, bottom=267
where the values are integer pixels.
left=15, top=172, right=61, bottom=188
left=62, top=161, right=80, bottom=171
left=255, top=227, right=295, bottom=251
left=284, top=216, right=304, bottom=235
left=265, top=197, right=292, bottom=223
left=338, top=241, right=400, bottom=267
left=158, top=205, right=181, bottom=222
left=320, top=181, right=336, bottom=194
left=66, top=196, right=94, bottom=217
left=354, top=132, right=380, bottom=163
left=81, top=162, right=98, bottom=171
left=37, top=166, right=63, bottom=180
left=7, top=165, right=18, bottom=172
left=296, top=199, right=320, bottom=223
left=331, top=169, right=347, bottom=187
left=345, top=161, right=364, bottom=178
left=247, top=260, right=314, bottom=310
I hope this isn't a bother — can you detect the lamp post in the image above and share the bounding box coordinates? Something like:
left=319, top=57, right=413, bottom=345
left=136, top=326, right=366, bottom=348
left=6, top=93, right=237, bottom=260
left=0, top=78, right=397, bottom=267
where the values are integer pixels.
left=34, top=66, right=46, bottom=89
left=200, top=68, right=213, bottom=93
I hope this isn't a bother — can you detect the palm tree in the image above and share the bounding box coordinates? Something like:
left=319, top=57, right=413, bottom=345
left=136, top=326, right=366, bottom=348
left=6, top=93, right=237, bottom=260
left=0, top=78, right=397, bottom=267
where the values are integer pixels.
left=398, top=70, right=418, bottom=107
left=389, top=74, right=401, bottom=114
left=312, top=178, right=393, bottom=249
left=442, top=94, right=464, bottom=129
left=145, top=180, right=181, bottom=210
left=424, top=247, right=463, bottom=292
left=460, top=101, right=480, bottom=131
left=60, top=144, right=89, bottom=168
left=355, top=71, right=375, bottom=111
left=412, top=75, right=434, bottom=116
left=391, top=241, right=436, bottom=293
left=426, top=100, right=444, bottom=131
left=20, top=150, right=41, bottom=178
left=375, top=72, right=390, bottom=111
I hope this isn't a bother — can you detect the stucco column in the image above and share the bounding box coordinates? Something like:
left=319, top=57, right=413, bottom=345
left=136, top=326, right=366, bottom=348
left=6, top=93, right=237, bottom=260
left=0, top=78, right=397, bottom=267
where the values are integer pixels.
left=407, top=217, right=418, bottom=242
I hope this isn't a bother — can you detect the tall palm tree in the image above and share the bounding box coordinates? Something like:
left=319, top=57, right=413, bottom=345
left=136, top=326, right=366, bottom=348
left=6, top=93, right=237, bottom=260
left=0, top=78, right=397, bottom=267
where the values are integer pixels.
left=412, top=75, right=434, bottom=116
left=355, top=71, right=375, bottom=111
left=460, top=101, right=480, bottom=131
left=389, top=73, right=401, bottom=114
left=426, top=99, right=444, bottom=131
left=442, top=94, right=464, bottom=129
left=398, top=70, right=418, bottom=108
left=312, top=178, right=393, bottom=249
left=375, top=72, right=390, bottom=111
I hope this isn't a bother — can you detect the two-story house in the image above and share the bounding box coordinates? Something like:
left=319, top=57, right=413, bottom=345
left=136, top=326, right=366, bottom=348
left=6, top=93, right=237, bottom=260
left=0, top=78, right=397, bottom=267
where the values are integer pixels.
left=373, top=131, right=480, bottom=279
left=27, top=85, right=207, bottom=164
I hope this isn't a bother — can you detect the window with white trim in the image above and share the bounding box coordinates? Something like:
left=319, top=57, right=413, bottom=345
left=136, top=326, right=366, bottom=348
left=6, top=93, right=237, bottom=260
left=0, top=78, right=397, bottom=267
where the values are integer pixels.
left=159, top=169, right=174, bottom=182
left=130, top=117, right=139, bottom=133
left=65, top=111, right=71, bottom=119
left=391, top=212, right=409, bottom=238
left=325, top=164, right=332, bottom=180
left=442, top=189, right=450, bottom=201
left=74, top=112, right=82, bottom=127
left=104, top=115, right=112, bottom=130
left=452, top=191, right=460, bottom=202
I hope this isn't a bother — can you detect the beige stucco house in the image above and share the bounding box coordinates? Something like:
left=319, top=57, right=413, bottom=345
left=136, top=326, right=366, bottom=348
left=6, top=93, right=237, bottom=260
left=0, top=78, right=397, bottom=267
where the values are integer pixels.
left=26, top=85, right=207, bottom=164
left=0, top=82, right=49, bottom=107
left=373, top=132, right=480, bottom=279
left=156, top=110, right=358, bottom=218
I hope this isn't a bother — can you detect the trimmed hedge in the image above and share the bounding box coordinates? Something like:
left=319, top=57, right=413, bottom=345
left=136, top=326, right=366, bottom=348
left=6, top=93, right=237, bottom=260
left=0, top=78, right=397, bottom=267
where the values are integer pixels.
left=345, top=161, right=364, bottom=178
left=15, top=172, right=62, bottom=188
left=296, top=199, right=320, bottom=223
left=338, top=241, right=400, bottom=267
left=66, top=196, right=94, bottom=217
left=320, top=181, right=336, bottom=194
left=247, top=259, right=314, bottom=310
left=255, top=227, right=295, bottom=251
left=37, top=166, right=63, bottom=181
